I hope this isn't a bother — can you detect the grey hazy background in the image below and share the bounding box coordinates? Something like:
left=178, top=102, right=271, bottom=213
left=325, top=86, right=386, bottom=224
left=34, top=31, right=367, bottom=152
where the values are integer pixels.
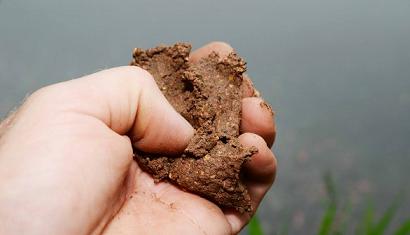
left=1, top=0, right=409, bottom=234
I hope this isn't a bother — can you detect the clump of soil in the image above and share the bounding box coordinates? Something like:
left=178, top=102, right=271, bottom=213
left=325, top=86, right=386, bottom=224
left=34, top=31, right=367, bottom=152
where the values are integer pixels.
left=130, top=43, right=257, bottom=213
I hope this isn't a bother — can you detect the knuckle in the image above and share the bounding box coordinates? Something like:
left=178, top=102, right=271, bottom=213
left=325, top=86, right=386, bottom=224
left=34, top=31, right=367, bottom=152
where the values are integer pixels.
left=114, top=66, right=156, bottom=87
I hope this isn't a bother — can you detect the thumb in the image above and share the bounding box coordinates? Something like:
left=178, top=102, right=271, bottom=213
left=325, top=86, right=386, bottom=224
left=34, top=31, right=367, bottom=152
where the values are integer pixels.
left=126, top=70, right=195, bottom=153
left=33, top=66, right=194, bottom=154
left=92, top=66, right=195, bottom=154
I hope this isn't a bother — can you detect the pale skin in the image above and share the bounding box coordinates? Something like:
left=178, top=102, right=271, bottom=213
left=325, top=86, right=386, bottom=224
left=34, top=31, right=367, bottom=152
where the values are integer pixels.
left=0, top=42, right=277, bottom=235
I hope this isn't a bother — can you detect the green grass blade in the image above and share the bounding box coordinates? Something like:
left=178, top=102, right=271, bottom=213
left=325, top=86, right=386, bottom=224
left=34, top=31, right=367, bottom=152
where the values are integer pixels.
left=394, top=220, right=410, bottom=235
left=332, top=201, right=352, bottom=235
left=371, top=199, right=400, bottom=235
left=317, top=172, right=338, bottom=235
left=248, top=215, right=264, bottom=235
left=356, top=203, right=375, bottom=235
left=318, top=203, right=337, bottom=235
left=365, top=207, right=375, bottom=234
left=324, top=172, right=337, bottom=204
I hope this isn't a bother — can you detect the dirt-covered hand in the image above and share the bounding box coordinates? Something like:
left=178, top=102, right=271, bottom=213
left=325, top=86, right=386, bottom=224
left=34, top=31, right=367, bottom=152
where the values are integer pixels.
left=0, top=42, right=276, bottom=235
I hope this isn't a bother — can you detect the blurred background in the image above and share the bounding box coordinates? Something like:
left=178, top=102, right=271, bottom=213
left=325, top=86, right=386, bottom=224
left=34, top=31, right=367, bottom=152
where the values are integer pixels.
left=1, top=0, right=409, bottom=234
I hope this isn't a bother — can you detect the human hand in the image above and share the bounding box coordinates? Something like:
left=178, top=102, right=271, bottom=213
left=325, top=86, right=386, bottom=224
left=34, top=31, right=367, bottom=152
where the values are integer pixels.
left=0, top=42, right=277, bottom=235
left=104, top=42, right=277, bottom=235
